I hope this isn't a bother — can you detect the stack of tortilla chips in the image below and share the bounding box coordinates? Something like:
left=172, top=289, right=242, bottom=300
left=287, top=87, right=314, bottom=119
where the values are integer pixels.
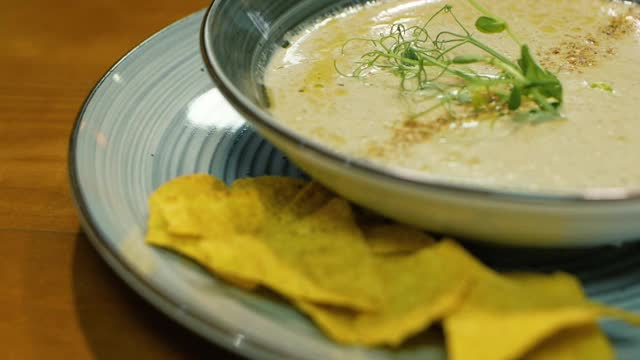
left=146, top=174, right=639, bottom=360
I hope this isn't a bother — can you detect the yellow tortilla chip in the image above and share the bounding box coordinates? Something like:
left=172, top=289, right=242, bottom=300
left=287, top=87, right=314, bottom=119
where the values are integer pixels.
left=262, top=196, right=384, bottom=309
left=524, top=325, right=613, bottom=360
left=149, top=174, right=228, bottom=237
left=216, top=274, right=260, bottom=291
left=231, top=176, right=307, bottom=215
left=364, top=224, right=435, bottom=255
left=295, top=240, right=470, bottom=346
left=446, top=306, right=603, bottom=360
left=235, top=178, right=384, bottom=308
left=442, top=251, right=610, bottom=360
left=284, top=181, right=335, bottom=217
left=150, top=203, right=354, bottom=305
left=146, top=174, right=380, bottom=311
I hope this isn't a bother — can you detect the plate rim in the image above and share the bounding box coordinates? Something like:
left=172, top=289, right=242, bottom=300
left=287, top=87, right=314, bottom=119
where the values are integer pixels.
left=67, top=10, right=312, bottom=360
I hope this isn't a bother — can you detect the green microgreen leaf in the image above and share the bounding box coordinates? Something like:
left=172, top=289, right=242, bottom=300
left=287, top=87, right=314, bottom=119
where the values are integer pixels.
left=508, top=86, right=522, bottom=110
left=518, top=45, right=563, bottom=109
left=589, top=82, right=614, bottom=93
left=475, top=16, right=507, bottom=34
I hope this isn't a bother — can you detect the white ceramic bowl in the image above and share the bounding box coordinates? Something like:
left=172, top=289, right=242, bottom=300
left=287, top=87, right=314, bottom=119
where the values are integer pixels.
left=201, top=0, right=640, bottom=247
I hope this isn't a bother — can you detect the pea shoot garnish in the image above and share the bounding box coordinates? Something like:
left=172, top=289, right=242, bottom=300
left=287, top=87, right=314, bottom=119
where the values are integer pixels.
left=336, top=0, right=564, bottom=124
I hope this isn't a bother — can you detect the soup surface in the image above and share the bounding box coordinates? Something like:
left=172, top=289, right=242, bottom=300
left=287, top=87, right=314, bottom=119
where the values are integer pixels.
left=265, top=0, right=640, bottom=193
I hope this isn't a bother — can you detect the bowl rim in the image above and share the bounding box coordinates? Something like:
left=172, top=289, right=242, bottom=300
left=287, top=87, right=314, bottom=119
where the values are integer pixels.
left=200, top=0, right=640, bottom=205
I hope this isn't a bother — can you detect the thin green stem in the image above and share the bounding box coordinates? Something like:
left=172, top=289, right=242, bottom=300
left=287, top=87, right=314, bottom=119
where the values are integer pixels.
left=464, top=37, right=522, bottom=76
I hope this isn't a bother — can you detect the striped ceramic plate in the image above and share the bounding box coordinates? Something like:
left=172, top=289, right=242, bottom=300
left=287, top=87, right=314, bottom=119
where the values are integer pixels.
left=69, top=11, right=640, bottom=360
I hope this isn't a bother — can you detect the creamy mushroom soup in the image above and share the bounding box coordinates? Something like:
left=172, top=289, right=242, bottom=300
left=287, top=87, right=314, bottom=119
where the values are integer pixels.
left=265, top=0, right=640, bottom=193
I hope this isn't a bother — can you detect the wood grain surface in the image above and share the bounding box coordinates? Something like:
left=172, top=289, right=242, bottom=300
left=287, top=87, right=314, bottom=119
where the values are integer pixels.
left=0, top=1, right=243, bottom=358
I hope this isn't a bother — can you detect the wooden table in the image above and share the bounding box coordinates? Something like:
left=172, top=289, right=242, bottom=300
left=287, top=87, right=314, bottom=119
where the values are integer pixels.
left=1, top=1, right=243, bottom=358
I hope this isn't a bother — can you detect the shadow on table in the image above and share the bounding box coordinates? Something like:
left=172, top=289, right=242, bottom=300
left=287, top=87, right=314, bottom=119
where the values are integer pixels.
left=72, top=231, right=246, bottom=360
